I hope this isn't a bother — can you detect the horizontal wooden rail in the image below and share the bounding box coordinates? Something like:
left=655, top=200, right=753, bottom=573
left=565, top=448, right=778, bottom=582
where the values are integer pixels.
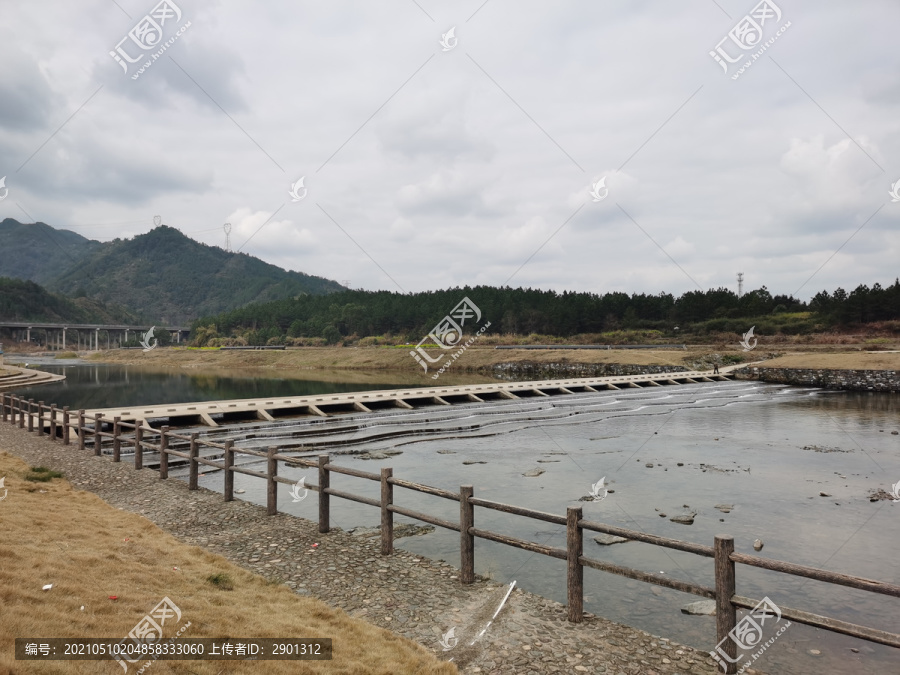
left=388, top=477, right=460, bottom=501
left=730, top=552, right=900, bottom=598
left=732, top=595, right=900, bottom=648
left=231, top=466, right=268, bottom=480
left=580, top=518, right=715, bottom=557
left=388, top=504, right=459, bottom=532
left=470, top=497, right=566, bottom=525
left=324, top=487, right=380, bottom=508
left=470, top=527, right=568, bottom=560
left=580, top=554, right=716, bottom=599
left=194, top=456, right=225, bottom=470
left=324, top=464, right=380, bottom=481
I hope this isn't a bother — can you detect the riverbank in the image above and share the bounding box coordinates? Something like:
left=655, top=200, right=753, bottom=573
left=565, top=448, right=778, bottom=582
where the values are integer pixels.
left=0, top=422, right=749, bottom=675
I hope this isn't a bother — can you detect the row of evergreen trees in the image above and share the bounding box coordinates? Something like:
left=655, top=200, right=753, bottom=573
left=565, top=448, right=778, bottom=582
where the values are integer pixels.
left=190, top=280, right=900, bottom=345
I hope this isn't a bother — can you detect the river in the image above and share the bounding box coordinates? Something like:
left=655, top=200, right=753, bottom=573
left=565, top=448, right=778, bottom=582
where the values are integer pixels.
left=15, top=361, right=900, bottom=674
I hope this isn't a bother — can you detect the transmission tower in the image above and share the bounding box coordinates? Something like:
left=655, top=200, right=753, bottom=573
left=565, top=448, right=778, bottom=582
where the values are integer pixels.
left=737, top=272, right=744, bottom=298
left=224, top=223, right=232, bottom=252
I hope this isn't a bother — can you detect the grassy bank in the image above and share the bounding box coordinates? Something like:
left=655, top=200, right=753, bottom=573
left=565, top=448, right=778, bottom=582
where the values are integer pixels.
left=88, top=344, right=900, bottom=375
left=0, top=451, right=455, bottom=675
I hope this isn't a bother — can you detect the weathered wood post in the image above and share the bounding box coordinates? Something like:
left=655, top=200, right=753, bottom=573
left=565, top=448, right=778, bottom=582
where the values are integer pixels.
left=460, top=485, right=475, bottom=584
left=36, top=402, right=45, bottom=436
left=266, top=446, right=278, bottom=516
left=49, top=405, right=57, bottom=441
left=27, top=399, right=34, bottom=432
left=77, top=410, right=86, bottom=451
left=223, top=439, right=234, bottom=501
left=714, top=535, right=738, bottom=674
left=62, top=407, right=70, bottom=445
left=318, top=454, right=330, bottom=533
left=380, top=467, right=393, bottom=555
left=17, top=396, right=24, bottom=429
left=112, top=416, right=121, bottom=461
left=133, top=422, right=143, bottom=469
left=188, top=433, right=199, bottom=489
left=1, top=393, right=6, bottom=423
left=159, top=426, right=170, bottom=479
left=93, top=413, right=104, bottom=455
left=566, top=505, right=584, bottom=622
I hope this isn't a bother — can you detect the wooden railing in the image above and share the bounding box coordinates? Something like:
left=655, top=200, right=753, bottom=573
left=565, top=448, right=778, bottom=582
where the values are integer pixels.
left=2, top=392, right=898, bottom=673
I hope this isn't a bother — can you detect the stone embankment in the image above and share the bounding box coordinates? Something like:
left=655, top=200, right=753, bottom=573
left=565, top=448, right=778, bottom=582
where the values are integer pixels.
left=491, top=362, right=691, bottom=380
left=0, top=365, right=66, bottom=391
left=735, top=367, right=900, bottom=392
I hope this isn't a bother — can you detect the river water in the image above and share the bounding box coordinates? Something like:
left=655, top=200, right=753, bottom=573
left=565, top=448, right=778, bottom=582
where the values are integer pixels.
left=15, top=363, right=900, bottom=673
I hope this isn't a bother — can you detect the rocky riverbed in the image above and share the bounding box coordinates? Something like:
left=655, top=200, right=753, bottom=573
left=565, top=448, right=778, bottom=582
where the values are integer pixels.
left=0, top=422, right=762, bottom=675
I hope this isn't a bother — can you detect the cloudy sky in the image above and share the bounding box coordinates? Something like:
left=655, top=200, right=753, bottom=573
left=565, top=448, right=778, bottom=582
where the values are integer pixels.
left=1, top=0, right=898, bottom=300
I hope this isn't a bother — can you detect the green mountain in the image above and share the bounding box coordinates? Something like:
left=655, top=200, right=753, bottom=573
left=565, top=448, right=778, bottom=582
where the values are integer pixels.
left=0, top=218, right=101, bottom=284
left=0, top=277, right=138, bottom=324
left=46, top=225, right=344, bottom=324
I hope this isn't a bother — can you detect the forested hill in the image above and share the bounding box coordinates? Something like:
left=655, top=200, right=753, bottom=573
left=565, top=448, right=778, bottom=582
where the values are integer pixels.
left=45, top=225, right=344, bottom=324
left=0, top=277, right=138, bottom=324
left=0, top=218, right=100, bottom=284
left=193, top=281, right=900, bottom=345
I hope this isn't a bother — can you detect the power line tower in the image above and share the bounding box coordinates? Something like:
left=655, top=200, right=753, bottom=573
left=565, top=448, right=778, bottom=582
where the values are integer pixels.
left=224, top=223, right=232, bottom=252
left=737, top=272, right=744, bottom=298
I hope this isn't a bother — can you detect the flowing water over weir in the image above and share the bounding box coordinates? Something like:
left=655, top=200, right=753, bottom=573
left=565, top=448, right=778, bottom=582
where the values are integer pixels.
left=128, top=378, right=900, bottom=675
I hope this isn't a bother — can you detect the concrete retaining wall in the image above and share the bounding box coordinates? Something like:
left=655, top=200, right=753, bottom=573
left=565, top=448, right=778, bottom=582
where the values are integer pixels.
left=735, top=367, right=900, bottom=393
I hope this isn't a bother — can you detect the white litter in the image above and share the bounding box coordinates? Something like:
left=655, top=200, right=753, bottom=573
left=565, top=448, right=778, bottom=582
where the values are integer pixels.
left=42, top=584, right=53, bottom=591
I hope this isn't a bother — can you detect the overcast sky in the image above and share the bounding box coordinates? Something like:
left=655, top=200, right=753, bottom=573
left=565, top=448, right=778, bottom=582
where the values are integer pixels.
left=1, top=0, right=898, bottom=300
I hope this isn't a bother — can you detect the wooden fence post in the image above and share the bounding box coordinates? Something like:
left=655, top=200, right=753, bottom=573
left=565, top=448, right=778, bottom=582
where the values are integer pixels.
left=49, top=405, right=57, bottom=441
left=267, top=446, right=278, bottom=516
left=93, top=413, right=103, bottom=455
left=318, top=454, right=330, bottom=533
left=714, top=535, right=738, bottom=674
left=27, top=399, right=34, bottom=432
left=567, top=505, right=584, bottom=622
left=381, top=467, right=393, bottom=555
left=112, top=417, right=121, bottom=461
left=188, top=433, right=199, bottom=489
left=223, top=439, right=234, bottom=501
left=159, top=426, right=169, bottom=479
left=62, top=407, right=70, bottom=445
left=1, top=394, right=6, bottom=423
left=77, top=410, right=85, bottom=451
left=17, top=397, right=24, bottom=429
left=460, top=485, right=475, bottom=584
left=134, top=423, right=143, bottom=469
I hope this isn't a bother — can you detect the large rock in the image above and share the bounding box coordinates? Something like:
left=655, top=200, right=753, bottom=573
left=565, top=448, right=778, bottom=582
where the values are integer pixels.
left=522, top=468, right=545, bottom=477
left=593, top=533, right=629, bottom=546
left=681, top=600, right=716, bottom=616
left=670, top=513, right=696, bottom=525
left=714, top=504, right=734, bottom=513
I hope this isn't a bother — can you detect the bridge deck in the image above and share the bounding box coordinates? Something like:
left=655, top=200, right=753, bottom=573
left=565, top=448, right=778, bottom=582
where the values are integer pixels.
left=84, top=367, right=740, bottom=427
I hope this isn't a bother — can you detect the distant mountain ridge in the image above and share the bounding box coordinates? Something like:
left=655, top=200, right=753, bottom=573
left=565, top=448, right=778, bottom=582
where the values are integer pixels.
left=0, top=277, right=138, bottom=324
left=0, top=220, right=344, bottom=324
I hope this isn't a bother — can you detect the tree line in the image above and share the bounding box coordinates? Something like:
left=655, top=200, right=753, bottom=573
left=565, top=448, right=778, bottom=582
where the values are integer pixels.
left=190, top=280, right=900, bottom=345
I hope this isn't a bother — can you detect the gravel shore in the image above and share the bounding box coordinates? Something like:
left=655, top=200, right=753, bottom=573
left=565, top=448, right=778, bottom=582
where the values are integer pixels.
left=0, top=423, right=764, bottom=675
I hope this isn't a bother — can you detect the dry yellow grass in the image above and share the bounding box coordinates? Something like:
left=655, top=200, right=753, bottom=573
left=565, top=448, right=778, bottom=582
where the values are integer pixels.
left=0, top=451, right=456, bottom=675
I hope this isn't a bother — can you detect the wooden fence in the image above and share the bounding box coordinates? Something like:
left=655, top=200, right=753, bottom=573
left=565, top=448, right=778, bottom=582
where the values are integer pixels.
left=2, top=392, right=898, bottom=673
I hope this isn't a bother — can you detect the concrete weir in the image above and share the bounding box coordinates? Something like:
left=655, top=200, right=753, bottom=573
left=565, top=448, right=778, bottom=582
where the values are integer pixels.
left=85, top=368, right=736, bottom=428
